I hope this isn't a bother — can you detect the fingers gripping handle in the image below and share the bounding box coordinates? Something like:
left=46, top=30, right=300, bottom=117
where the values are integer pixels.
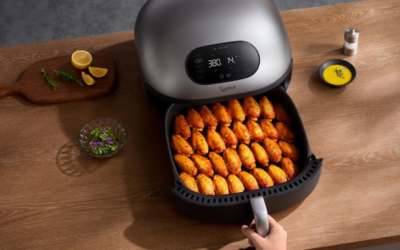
left=250, top=196, right=270, bottom=237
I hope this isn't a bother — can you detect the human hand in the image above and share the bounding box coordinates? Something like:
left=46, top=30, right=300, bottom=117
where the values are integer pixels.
left=241, top=215, right=287, bottom=250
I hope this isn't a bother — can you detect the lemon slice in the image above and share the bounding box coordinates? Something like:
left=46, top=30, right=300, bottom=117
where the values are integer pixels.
left=89, top=67, right=108, bottom=78
left=72, top=50, right=92, bottom=69
left=82, top=71, right=95, bottom=85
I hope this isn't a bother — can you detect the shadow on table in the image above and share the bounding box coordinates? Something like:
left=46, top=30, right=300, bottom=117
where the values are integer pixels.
left=308, top=71, right=346, bottom=98
left=56, top=141, right=110, bottom=177
left=55, top=92, right=115, bottom=177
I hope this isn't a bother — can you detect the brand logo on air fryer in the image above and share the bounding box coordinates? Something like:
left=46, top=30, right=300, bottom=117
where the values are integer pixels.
left=220, top=85, right=236, bottom=92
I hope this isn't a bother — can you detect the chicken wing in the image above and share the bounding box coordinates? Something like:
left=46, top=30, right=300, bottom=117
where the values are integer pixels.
left=198, top=105, right=219, bottom=129
left=227, top=99, right=246, bottom=122
left=238, top=144, right=256, bottom=170
left=174, top=154, right=198, bottom=176
left=170, top=134, right=194, bottom=157
left=262, top=138, right=282, bottom=163
left=227, top=174, right=245, bottom=194
left=259, top=96, right=275, bottom=121
left=274, top=103, right=293, bottom=125
left=246, top=119, right=265, bottom=142
left=206, top=128, right=226, bottom=153
left=212, top=102, right=232, bottom=126
left=196, top=174, right=215, bottom=195
left=213, top=175, right=230, bottom=195
left=173, top=114, right=191, bottom=140
left=180, top=172, right=199, bottom=193
left=250, top=142, right=269, bottom=167
left=268, top=165, right=288, bottom=184
left=191, top=153, right=214, bottom=177
left=219, top=125, right=238, bottom=149
left=238, top=171, right=259, bottom=191
left=243, top=97, right=260, bottom=121
left=232, top=120, right=251, bottom=144
left=278, top=141, right=300, bottom=162
left=186, top=107, right=205, bottom=131
left=275, top=122, right=296, bottom=143
left=259, top=119, right=279, bottom=141
left=281, top=157, right=299, bottom=180
left=251, top=168, right=274, bottom=188
left=223, top=148, right=242, bottom=175
left=209, top=152, right=229, bottom=178
left=189, top=129, right=209, bottom=155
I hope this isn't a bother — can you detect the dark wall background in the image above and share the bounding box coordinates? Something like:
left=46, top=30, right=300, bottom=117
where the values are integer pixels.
left=0, top=0, right=364, bottom=48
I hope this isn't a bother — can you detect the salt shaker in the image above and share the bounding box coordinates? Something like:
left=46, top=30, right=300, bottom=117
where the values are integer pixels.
left=343, top=28, right=359, bottom=56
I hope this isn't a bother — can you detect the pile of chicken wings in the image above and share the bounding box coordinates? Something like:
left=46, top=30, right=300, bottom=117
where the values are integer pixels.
left=171, top=96, right=300, bottom=195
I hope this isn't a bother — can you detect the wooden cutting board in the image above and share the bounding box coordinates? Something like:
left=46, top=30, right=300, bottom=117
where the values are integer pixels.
left=0, top=52, right=115, bottom=104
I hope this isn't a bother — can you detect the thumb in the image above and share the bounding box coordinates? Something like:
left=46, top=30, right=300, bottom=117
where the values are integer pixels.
left=242, top=225, right=264, bottom=246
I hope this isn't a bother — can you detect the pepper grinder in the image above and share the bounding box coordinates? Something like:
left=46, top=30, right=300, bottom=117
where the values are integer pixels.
left=343, top=28, right=359, bottom=56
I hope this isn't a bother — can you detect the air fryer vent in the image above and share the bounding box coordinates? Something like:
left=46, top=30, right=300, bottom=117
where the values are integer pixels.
left=170, top=157, right=322, bottom=206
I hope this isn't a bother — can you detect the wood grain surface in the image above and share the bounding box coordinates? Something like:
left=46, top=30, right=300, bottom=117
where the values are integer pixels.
left=0, top=52, right=115, bottom=104
left=0, top=0, right=399, bottom=249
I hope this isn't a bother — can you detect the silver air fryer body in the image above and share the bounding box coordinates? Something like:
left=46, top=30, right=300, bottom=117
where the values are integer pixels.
left=135, top=0, right=292, bottom=110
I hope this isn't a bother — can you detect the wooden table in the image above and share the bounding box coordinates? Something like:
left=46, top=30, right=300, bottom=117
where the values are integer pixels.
left=1, top=0, right=400, bottom=249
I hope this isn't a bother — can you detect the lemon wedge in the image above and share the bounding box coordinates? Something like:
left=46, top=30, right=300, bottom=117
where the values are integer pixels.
left=72, top=50, right=92, bottom=69
left=89, top=67, right=108, bottom=78
left=82, top=71, right=95, bottom=85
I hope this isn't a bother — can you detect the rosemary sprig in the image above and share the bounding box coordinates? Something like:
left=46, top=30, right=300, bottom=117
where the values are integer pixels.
left=55, top=70, right=84, bottom=87
left=335, top=67, right=347, bottom=79
left=338, top=67, right=346, bottom=76
left=41, top=68, right=60, bottom=91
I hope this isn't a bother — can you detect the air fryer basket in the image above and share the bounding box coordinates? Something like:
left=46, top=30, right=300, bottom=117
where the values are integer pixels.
left=165, top=85, right=323, bottom=223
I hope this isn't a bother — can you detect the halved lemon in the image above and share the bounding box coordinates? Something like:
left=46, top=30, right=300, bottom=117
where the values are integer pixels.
left=89, top=67, right=108, bottom=78
left=72, top=50, right=92, bottom=69
left=82, top=71, right=95, bottom=85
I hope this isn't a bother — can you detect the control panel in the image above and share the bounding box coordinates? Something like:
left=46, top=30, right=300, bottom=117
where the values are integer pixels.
left=186, top=41, right=260, bottom=85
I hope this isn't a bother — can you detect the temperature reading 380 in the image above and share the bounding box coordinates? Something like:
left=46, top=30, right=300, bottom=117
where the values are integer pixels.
left=208, top=58, right=222, bottom=68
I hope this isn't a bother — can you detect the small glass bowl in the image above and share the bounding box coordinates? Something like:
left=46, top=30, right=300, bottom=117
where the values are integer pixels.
left=78, top=118, right=127, bottom=158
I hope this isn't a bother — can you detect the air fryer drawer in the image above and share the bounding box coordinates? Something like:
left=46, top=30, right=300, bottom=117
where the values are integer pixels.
left=164, top=85, right=323, bottom=222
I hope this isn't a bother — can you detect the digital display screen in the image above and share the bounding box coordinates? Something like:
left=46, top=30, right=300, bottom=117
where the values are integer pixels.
left=186, top=41, right=260, bottom=85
